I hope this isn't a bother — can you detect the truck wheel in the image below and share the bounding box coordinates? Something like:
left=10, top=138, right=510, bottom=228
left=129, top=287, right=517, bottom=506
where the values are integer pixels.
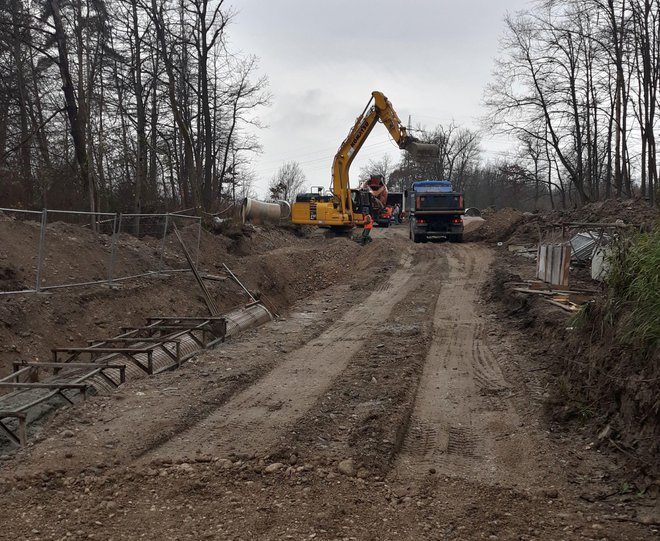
left=413, top=233, right=422, bottom=243
left=450, top=234, right=464, bottom=243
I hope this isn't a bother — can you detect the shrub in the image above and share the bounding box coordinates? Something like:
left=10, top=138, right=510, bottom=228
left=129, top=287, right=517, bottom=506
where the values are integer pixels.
left=606, top=226, right=660, bottom=353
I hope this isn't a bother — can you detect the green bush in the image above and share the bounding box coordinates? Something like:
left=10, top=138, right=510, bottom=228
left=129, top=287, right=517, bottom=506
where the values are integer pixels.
left=606, top=226, right=660, bottom=352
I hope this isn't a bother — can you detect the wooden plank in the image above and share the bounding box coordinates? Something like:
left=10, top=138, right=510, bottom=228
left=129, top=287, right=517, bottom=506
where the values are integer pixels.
left=0, top=382, right=88, bottom=390
left=200, top=274, right=227, bottom=282
left=551, top=245, right=562, bottom=285
left=88, top=338, right=181, bottom=344
left=537, top=245, right=546, bottom=281
left=12, top=362, right=125, bottom=369
left=1, top=366, right=33, bottom=383
left=560, top=244, right=571, bottom=287
left=146, top=316, right=226, bottom=322
left=511, top=287, right=579, bottom=297
left=53, top=347, right=155, bottom=354
left=545, top=299, right=580, bottom=312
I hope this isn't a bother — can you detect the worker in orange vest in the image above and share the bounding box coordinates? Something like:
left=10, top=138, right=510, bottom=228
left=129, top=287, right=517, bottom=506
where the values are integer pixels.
left=361, top=214, right=373, bottom=245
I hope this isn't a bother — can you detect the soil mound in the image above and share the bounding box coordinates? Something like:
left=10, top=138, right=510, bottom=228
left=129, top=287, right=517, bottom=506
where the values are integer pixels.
left=473, top=199, right=659, bottom=245
left=0, top=218, right=371, bottom=378
left=549, top=198, right=659, bottom=228
left=467, top=207, right=525, bottom=242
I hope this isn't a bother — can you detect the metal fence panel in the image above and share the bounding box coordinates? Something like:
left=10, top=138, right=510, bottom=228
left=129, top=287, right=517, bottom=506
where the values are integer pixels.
left=0, top=208, right=44, bottom=294
left=0, top=208, right=203, bottom=295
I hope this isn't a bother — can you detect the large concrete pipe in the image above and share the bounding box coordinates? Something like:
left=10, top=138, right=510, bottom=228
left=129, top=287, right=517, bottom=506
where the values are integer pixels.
left=278, top=200, right=291, bottom=219
left=241, top=198, right=290, bottom=224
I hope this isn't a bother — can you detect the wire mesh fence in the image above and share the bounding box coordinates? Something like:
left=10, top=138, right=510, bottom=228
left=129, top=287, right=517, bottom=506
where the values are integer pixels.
left=0, top=208, right=202, bottom=296
left=0, top=208, right=44, bottom=294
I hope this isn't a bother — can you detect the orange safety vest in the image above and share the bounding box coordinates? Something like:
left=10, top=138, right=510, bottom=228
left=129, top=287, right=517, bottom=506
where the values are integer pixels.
left=364, top=216, right=373, bottom=230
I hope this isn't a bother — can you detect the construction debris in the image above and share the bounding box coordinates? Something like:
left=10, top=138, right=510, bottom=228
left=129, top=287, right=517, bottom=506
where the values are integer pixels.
left=510, top=280, right=595, bottom=312
left=536, top=244, right=571, bottom=287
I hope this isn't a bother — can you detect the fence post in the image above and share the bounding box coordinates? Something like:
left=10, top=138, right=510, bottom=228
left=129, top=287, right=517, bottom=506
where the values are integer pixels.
left=196, top=219, right=202, bottom=269
left=35, top=209, right=47, bottom=292
left=107, top=213, right=120, bottom=286
left=158, top=214, right=170, bottom=274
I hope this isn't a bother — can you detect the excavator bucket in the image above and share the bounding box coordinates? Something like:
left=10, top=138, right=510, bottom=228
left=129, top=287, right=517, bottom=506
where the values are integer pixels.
left=406, top=141, right=440, bottom=162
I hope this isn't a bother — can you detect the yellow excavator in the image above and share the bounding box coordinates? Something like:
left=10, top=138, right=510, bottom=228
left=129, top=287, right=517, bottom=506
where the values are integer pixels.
left=291, top=91, right=438, bottom=231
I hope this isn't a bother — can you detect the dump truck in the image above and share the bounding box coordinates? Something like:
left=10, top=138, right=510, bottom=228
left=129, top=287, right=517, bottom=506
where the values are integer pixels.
left=407, top=180, right=464, bottom=243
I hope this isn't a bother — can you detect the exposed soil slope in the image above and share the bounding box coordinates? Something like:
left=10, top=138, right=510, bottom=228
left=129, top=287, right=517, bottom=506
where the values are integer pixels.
left=0, top=225, right=656, bottom=540
left=0, top=217, right=365, bottom=377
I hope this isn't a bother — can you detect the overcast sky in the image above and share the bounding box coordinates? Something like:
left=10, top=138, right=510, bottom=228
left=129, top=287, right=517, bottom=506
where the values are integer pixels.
left=228, top=0, right=531, bottom=198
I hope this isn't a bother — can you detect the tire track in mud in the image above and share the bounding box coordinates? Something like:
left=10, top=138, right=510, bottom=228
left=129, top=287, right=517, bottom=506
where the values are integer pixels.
left=140, top=245, right=419, bottom=462
left=391, top=244, right=545, bottom=487
left=268, top=245, right=448, bottom=471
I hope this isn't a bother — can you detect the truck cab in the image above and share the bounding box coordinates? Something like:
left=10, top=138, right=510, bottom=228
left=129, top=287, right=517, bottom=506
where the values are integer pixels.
left=406, top=180, right=464, bottom=243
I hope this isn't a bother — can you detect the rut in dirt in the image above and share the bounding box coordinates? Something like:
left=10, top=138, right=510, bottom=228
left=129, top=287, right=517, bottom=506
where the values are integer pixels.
left=391, top=244, right=545, bottom=487
left=262, top=241, right=450, bottom=472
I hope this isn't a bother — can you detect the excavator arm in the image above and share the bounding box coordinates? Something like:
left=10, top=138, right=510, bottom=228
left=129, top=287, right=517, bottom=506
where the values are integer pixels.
left=331, top=91, right=437, bottom=221
left=290, top=90, right=437, bottom=229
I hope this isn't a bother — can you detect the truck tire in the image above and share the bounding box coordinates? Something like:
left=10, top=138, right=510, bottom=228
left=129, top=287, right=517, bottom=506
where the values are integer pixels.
left=450, top=234, right=464, bottom=243
left=413, top=233, right=423, bottom=243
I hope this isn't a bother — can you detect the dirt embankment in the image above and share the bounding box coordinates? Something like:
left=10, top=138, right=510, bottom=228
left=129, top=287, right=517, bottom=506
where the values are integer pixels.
left=0, top=229, right=655, bottom=540
left=480, top=200, right=660, bottom=483
left=0, top=216, right=366, bottom=377
left=471, top=198, right=659, bottom=245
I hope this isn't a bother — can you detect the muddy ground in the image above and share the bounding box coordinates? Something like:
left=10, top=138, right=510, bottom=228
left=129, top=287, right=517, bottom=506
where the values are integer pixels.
left=0, top=216, right=368, bottom=378
left=0, top=223, right=658, bottom=540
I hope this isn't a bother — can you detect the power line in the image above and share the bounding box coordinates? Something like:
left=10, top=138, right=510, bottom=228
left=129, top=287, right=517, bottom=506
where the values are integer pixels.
left=250, top=138, right=398, bottom=176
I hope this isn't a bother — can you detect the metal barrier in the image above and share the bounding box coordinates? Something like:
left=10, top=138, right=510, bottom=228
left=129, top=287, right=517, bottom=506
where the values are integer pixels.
left=0, top=208, right=202, bottom=296
left=0, top=208, right=43, bottom=294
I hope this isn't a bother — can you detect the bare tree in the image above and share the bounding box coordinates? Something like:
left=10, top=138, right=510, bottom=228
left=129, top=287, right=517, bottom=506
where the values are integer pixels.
left=389, top=123, right=480, bottom=193
left=269, top=161, right=306, bottom=202
left=358, top=155, right=392, bottom=186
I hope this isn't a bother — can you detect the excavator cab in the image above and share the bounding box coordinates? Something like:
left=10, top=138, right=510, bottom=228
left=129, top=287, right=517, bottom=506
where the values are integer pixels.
left=351, top=189, right=373, bottom=218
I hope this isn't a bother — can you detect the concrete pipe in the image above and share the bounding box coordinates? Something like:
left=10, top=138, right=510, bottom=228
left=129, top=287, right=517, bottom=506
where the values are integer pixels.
left=241, top=198, right=287, bottom=224
left=278, top=200, right=292, bottom=219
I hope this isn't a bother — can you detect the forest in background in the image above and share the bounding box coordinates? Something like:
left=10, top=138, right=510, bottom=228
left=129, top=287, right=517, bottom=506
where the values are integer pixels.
left=0, top=0, right=658, bottom=215
left=365, top=0, right=660, bottom=211
left=0, top=0, right=268, bottom=215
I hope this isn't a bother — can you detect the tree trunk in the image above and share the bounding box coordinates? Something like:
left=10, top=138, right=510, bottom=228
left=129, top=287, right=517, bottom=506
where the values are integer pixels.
left=151, top=0, right=199, bottom=209
left=49, top=0, right=94, bottom=213
left=132, top=0, right=147, bottom=230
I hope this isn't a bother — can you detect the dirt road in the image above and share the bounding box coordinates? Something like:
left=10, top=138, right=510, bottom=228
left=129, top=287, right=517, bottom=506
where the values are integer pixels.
left=0, top=227, right=655, bottom=540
